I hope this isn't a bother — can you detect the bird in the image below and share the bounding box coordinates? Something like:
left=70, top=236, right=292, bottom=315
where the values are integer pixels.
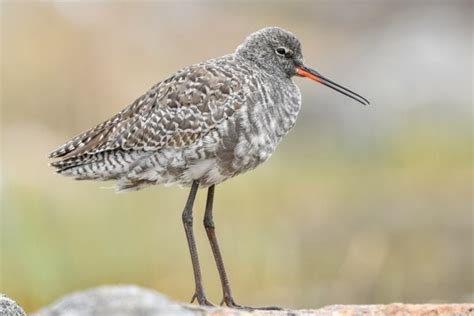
left=49, top=26, right=369, bottom=309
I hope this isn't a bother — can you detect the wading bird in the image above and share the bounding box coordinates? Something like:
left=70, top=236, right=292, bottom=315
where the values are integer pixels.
left=49, top=27, right=369, bottom=309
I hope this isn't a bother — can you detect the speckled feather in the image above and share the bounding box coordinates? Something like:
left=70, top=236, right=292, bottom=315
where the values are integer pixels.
left=49, top=27, right=303, bottom=190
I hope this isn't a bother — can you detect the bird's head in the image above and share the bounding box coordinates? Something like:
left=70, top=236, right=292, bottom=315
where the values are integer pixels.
left=236, top=27, right=369, bottom=105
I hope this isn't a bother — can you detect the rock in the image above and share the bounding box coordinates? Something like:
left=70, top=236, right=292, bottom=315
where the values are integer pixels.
left=33, top=286, right=194, bottom=316
left=187, top=303, right=474, bottom=315
left=3, top=285, right=474, bottom=316
left=0, top=294, right=26, bottom=316
left=310, top=304, right=474, bottom=316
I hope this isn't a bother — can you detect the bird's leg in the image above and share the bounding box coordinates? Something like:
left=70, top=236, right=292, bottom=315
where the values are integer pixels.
left=203, top=185, right=235, bottom=306
left=182, top=181, right=213, bottom=306
left=203, top=185, right=282, bottom=310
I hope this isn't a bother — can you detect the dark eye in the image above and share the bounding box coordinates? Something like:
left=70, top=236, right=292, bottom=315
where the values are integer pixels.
left=275, top=47, right=288, bottom=56
left=275, top=47, right=292, bottom=58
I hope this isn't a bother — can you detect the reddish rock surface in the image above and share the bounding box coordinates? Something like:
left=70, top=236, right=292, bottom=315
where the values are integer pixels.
left=189, top=303, right=474, bottom=315
left=302, top=303, right=474, bottom=316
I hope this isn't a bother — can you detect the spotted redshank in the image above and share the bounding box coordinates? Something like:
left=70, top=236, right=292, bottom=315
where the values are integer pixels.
left=49, top=27, right=369, bottom=309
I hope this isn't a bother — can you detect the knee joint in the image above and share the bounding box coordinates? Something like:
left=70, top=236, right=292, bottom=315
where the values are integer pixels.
left=182, top=212, right=193, bottom=225
left=203, top=217, right=215, bottom=229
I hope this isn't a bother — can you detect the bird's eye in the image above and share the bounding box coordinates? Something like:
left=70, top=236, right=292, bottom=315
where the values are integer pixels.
left=275, top=47, right=288, bottom=56
left=275, top=47, right=293, bottom=59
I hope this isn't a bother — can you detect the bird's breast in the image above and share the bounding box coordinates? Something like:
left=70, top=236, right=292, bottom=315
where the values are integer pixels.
left=181, top=70, right=303, bottom=187
left=212, top=77, right=302, bottom=176
left=248, top=77, right=302, bottom=142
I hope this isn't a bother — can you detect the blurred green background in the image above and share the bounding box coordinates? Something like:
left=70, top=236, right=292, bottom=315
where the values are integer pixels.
left=1, top=0, right=472, bottom=312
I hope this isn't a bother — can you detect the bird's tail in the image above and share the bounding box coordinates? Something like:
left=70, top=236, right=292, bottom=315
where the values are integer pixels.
left=50, top=150, right=144, bottom=181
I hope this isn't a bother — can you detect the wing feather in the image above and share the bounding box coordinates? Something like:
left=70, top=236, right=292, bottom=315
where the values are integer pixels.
left=49, top=57, right=245, bottom=161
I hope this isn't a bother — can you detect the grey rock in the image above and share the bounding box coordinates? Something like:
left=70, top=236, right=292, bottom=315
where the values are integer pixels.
left=34, top=285, right=195, bottom=316
left=4, top=285, right=473, bottom=316
left=0, top=294, right=26, bottom=316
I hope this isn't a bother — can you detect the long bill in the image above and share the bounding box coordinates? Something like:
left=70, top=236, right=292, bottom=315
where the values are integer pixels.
left=296, top=65, right=370, bottom=106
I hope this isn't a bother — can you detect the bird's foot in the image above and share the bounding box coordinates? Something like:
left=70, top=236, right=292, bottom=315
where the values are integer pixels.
left=221, top=296, right=283, bottom=310
left=190, top=292, right=214, bottom=306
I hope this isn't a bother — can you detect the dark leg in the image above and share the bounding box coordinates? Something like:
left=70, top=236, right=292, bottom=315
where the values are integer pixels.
left=182, top=181, right=213, bottom=306
left=203, top=185, right=281, bottom=310
left=203, top=185, right=236, bottom=306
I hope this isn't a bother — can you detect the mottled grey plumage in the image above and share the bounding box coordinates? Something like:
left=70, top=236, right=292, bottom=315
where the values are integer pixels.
left=49, top=27, right=303, bottom=191
left=49, top=27, right=369, bottom=308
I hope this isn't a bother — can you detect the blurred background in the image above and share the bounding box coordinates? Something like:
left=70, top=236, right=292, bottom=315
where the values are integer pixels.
left=1, top=0, right=472, bottom=312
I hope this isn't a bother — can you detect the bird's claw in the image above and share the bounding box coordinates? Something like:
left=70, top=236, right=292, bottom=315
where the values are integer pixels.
left=221, top=296, right=283, bottom=310
left=190, top=293, right=214, bottom=306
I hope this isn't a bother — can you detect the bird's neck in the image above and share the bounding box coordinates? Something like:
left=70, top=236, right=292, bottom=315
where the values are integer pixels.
left=234, top=52, right=287, bottom=80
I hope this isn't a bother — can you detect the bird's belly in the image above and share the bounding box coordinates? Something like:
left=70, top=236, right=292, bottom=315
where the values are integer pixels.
left=119, top=100, right=297, bottom=189
left=185, top=132, right=276, bottom=187
left=232, top=133, right=276, bottom=172
left=145, top=133, right=276, bottom=188
left=120, top=147, right=227, bottom=189
left=183, top=158, right=229, bottom=187
left=118, top=137, right=277, bottom=190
